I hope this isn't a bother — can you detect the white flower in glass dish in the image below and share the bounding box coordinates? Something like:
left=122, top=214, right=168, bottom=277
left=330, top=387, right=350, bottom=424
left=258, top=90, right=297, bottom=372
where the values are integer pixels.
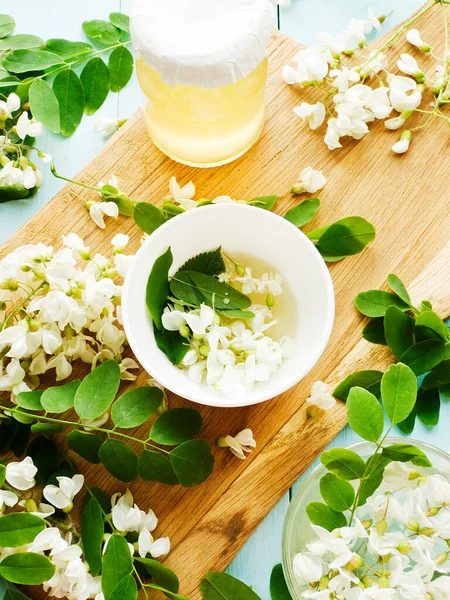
left=306, top=525, right=354, bottom=568
left=5, top=456, right=37, bottom=490
left=43, top=474, right=84, bottom=512
left=234, top=266, right=260, bottom=295
left=257, top=272, right=283, bottom=296
left=406, top=28, right=431, bottom=52
left=0, top=489, right=18, bottom=512
left=397, top=53, right=425, bottom=83
left=218, top=429, right=256, bottom=460
left=306, top=381, right=335, bottom=411
left=0, top=93, right=20, bottom=119
left=330, top=66, right=360, bottom=92
left=88, top=200, right=119, bottom=229
left=291, top=167, right=326, bottom=194
left=292, top=552, right=323, bottom=585
left=293, top=102, right=326, bottom=130
left=15, top=111, right=43, bottom=139
left=168, top=176, right=197, bottom=210
left=388, top=76, right=422, bottom=113
left=162, top=304, right=215, bottom=336
left=138, top=528, right=170, bottom=559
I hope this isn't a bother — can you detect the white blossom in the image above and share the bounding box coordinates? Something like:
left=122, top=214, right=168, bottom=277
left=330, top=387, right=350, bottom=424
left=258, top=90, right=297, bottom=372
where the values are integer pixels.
left=15, top=111, right=43, bottom=139
left=88, top=201, right=119, bottom=229
left=168, top=176, right=197, bottom=210
left=293, top=552, right=323, bottom=585
left=284, top=48, right=329, bottom=86
left=0, top=489, right=18, bottom=512
left=292, top=167, right=326, bottom=194
left=392, top=131, right=411, bottom=154
left=389, top=76, right=422, bottom=113
left=5, top=456, right=37, bottom=490
left=138, top=528, right=170, bottom=558
left=0, top=93, right=20, bottom=119
left=406, top=29, right=431, bottom=52
left=293, top=102, right=326, bottom=130
left=330, top=67, right=360, bottom=92
left=43, top=474, right=84, bottom=511
left=397, top=53, right=425, bottom=82
left=95, top=116, right=120, bottom=137
left=221, top=429, right=256, bottom=460
left=306, top=381, right=335, bottom=410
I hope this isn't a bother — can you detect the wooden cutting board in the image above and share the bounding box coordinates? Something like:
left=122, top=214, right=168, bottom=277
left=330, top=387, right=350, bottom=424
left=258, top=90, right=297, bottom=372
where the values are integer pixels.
left=2, top=2, right=450, bottom=598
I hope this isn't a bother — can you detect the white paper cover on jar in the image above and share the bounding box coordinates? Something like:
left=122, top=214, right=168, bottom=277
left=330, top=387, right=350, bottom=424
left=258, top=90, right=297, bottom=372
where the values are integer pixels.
left=130, top=0, right=276, bottom=88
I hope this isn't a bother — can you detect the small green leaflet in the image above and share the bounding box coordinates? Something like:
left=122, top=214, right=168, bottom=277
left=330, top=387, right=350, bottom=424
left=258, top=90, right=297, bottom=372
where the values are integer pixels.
left=135, top=557, right=179, bottom=592
left=134, top=202, right=167, bottom=235
left=306, top=502, right=346, bottom=532
left=217, top=309, right=255, bottom=319
left=82, top=20, right=121, bottom=46
left=177, top=248, right=225, bottom=277
left=270, top=564, right=292, bottom=600
left=384, top=305, right=415, bottom=359
left=154, top=328, right=189, bottom=365
left=109, top=13, right=130, bottom=33
left=2, top=49, right=63, bottom=73
left=111, top=386, right=163, bottom=428
left=0, top=15, right=15, bottom=39
left=53, top=69, right=85, bottom=136
left=80, top=57, right=110, bottom=115
left=0, top=35, right=43, bottom=51
left=108, top=47, right=133, bottom=92
left=333, top=370, right=383, bottom=401
left=109, top=576, right=137, bottom=600
left=415, top=310, right=449, bottom=341
left=381, top=363, right=417, bottom=424
left=397, top=407, right=416, bottom=435
left=67, top=430, right=102, bottom=464
left=416, top=387, right=440, bottom=427
left=0, top=553, right=55, bottom=585
left=315, top=216, right=375, bottom=257
left=0, top=513, right=46, bottom=548
left=247, top=195, right=277, bottom=210
left=74, top=360, right=120, bottom=420
left=320, top=448, right=365, bottom=480
left=362, top=318, right=386, bottom=345
left=346, top=387, right=384, bottom=442
left=45, top=39, right=93, bottom=60
left=284, top=198, right=320, bottom=228
left=399, top=340, right=446, bottom=376
left=138, top=450, right=179, bottom=484
left=81, top=497, right=104, bottom=576
left=146, top=247, right=173, bottom=331
left=422, top=360, right=450, bottom=389
left=200, top=571, right=261, bottom=600
left=355, top=290, right=410, bottom=317
left=41, top=379, right=80, bottom=413
left=101, top=534, right=133, bottom=600
left=150, top=408, right=203, bottom=445
left=320, top=472, right=355, bottom=511
left=170, top=270, right=251, bottom=310
left=16, top=390, right=43, bottom=411
left=98, top=439, right=138, bottom=483
left=381, top=443, right=431, bottom=467
left=386, top=274, right=413, bottom=307
left=29, top=79, right=60, bottom=133
left=169, top=439, right=215, bottom=487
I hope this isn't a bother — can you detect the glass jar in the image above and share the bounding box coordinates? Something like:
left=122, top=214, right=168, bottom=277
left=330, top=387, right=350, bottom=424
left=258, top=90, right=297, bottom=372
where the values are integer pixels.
left=281, top=438, right=450, bottom=600
left=130, top=0, right=275, bottom=168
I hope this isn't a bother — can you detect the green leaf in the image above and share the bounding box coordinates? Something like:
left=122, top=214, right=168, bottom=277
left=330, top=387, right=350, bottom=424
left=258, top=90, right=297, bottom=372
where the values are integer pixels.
left=354, top=290, right=410, bottom=317
left=67, top=430, right=103, bottom=464
left=0, top=15, right=15, bottom=39
left=320, top=472, right=355, bottom=511
left=134, top=202, right=167, bottom=235
left=29, top=79, right=60, bottom=133
left=30, top=423, right=63, bottom=436
left=154, top=328, right=189, bottom=365
left=421, top=301, right=433, bottom=312
left=112, top=387, right=163, bottom=428
left=170, top=270, right=251, bottom=311
left=0, top=553, right=54, bottom=585
left=400, top=340, right=446, bottom=376
left=108, top=47, right=133, bottom=92
left=384, top=305, right=415, bottom=359
left=45, top=39, right=93, bottom=60
left=81, top=498, right=104, bottom=576
left=397, top=407, right=416, bottom=434
left=41, top=379, right=80, bottom=413
left=440, top=384, right=450, bottom=400
left=200, top=572, right=261, bottom=600
left=169, top=439, right=214, bottom=487
left=161, top=203, right=186, bottom=219
left=146, top=247, right=172, bottom=331
left=362, top=318, right=387, bottom=345
left=135, top=558, right=179, bottom=592
left=102, top=534, right=133, bottom=600
left=80, top=57, right=110, bottom=115
left=0, top=464, right=5, bottom=486
left=333, top=370, right=383, bottom=401
left=3, top=585, right=32, bottom=600
left=247, top=195, right=277, bottom=210
left=381, top=363, right=417, bottom=424
left=415, top=311, right=449, bottom=341
left=150, top=408, right=202, bottom=445
left=0, top=35, right=43, bottom=51
left=10, top=423, right=30, bottom=458
left=217, top=309, right=255, bottom=319
left=109, top=13, right=130, bottom=33
left=422, top=360, right=450, bottom=389
left=270, top=564, right=291, bottom=600
left=416, top=387, right=440, bottom=427
left=53, top=69, right=84, bottom=136
left=316, top=217, right=375, bottom=257
left=74, top=360, right=121, bottom=420
left=346, top=387, right=384, bottom=442
left=3, top=49, right=63, bottom=73
left=284, top=198, right=320, bottom=228
left=320, top=448, right=365, bottom=480
left=109, top=575, right=137, bottom=600
left=386, top=274, right=412, bottom=306
left=0, top=76, right=19, bottom=97
left=357, top=454, right=390, bottom=506
left=82, top=20, right=121, bottom=46
left=178, top=248, right=225, bottom=277
left=305, top=502, right=347, bottom=532
left=99, top=439, right=138, bottom=483
left=27, top=437, right=59, bottom=482
left=0, top=514, right=45, bottom=548
left=382, top=443, right=432, bottom=467
left=16, top=390, right=43, bottom=411
left=138, top=450, right=179, bottom=484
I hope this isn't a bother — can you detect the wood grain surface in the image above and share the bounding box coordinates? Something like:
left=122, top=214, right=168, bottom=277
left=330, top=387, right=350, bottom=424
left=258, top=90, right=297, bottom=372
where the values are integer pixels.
left=2, top=2, right=450, bottom=598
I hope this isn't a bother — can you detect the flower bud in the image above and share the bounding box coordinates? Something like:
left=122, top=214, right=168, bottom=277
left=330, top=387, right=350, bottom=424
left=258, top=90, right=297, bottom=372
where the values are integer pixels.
left=306, top=405, right=321, bottom=419
left=235, top=264, right=245, bottom=277
left=376, top=519, right=388, bottom=536
left=266, top=293, right=275, bottom=308
left=397, top=541, right=413, bottom=554
left=361, top=519, right=373, bottom=530
left=25, top=499, right=38, bottom=513
left=179, top=324, right=190, bottom=339
left=0, top=301, right=6, bottom=311
left=216, top=437, right=228, bottom=448
left=419, top=527, right=435, bottom=537
left=112, top=295, right=122, bottom=306
left=405, top=519, right=420, bottom=533
left=229, top=340, right=243, bottom=353
left=291, top=183, right=305, bottom=195
left=62, top=502, right=73, bottom=514
left=346, top=554, right=363, bottom=571
left=408, top=469, right=421, bottom=480
left=318, top=576, right=329, bottom=590
left=20, top=265, right=31, bottom=272
left=27, top=319, right=41, bottom=332
left=436, top=552, right=448, bottom=565
left=0, top=278, right=19, bottom=291
left=426, top=506, right=440, bottom=517
left=362, top=576, right=374, bottom=588
left=199, top=344, right=210, bottom=357
left=378, top=577, right=390, bottom=589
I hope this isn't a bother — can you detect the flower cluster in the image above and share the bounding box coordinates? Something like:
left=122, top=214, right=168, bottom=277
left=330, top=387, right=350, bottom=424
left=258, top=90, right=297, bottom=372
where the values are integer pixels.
left=283, top=5, right=450, bottom=155
left=294, top=461, right=450, bottom=599
left=0, top=234, right=137, bottom=400
left=162, top=262, right=295, bottom=396
left=0, top=457, right=170, bottom=600
left=0, top=92, right=47, bottom=198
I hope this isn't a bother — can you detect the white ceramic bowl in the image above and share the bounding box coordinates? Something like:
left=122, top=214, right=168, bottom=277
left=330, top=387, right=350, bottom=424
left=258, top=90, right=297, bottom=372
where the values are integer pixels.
left=122, top=204, right=334, bottom=407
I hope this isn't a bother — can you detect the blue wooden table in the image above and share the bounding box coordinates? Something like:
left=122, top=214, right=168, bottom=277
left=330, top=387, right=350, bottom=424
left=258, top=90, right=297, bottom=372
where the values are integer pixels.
left=2, top=2, right=446, bottom=598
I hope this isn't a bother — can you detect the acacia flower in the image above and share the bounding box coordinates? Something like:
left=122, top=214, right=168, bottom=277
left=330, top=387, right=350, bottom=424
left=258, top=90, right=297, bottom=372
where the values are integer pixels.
left=138, top=528, right=170, bottom=558
left=168, top=176, right=197, bottom=210
left=95, top=116, right=126, bottom=137
left=293, top=102, right=326, bottom=130
left=5, top=456, right=37, bottom=490
left=217, top=429, right=256, bottom=460
left=15, top=111, right=43, bottom=139
left=43, top=474, right=84, bottom=512
left=18, top=499, right=55, bottom=517
left=291, top=167, right=326, bottom=194
left=392, top=131, right=412, bottom=154
left=329, top=66, right=360, bottom=92
left=406, top=29, right=431, bottom=52
left=0, top=93, right=20, bottom=119
left=293, top=552, right=323, bottom=585
left=306, top=381, right=336, bottom=411
left=397, top=53, right=425, bottom=83
left=389, top=76, right=422, bottom=113
left=0, top=489, right=18, bottom=512
left=234, top=267, right=260, bottom=295
left=162, top=304, right=215, bottom=336
left=88, top=200, right=119, bottom=229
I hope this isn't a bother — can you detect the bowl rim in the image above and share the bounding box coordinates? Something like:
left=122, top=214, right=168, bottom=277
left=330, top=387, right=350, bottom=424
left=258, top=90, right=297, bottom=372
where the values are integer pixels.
left=122, top=203, right=335, bottom=408
left=281, top=436, right=450, bottom=599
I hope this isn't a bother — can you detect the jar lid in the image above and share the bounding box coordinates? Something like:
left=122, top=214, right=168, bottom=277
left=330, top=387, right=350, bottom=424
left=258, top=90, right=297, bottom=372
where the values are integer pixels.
left=130, top=0, right=276, bottom=88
